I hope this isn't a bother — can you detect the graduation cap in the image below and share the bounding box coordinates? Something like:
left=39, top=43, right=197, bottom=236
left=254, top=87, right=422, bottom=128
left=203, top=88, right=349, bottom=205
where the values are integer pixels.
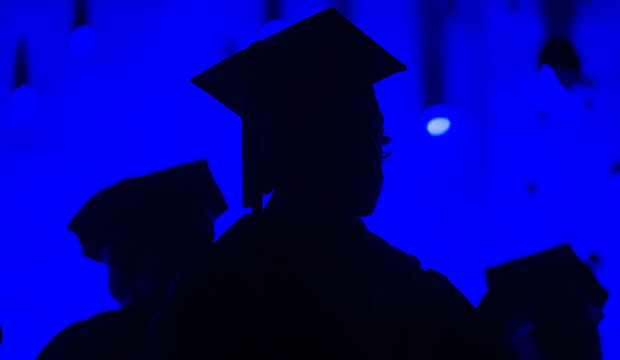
left=69, top=160, right=227, bottom=262
left=191, top=8, right=406, bottom=212
left=485, top=244, right=608, bottom=310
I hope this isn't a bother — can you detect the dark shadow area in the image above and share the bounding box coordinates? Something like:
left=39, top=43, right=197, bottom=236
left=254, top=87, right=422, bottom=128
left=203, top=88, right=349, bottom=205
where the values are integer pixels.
left=479, top=245, right=608, bottom=360
left=37, top=161, right=226, bottom=360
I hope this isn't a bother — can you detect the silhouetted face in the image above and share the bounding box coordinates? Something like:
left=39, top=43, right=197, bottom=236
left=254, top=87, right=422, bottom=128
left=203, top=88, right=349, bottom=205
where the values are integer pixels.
left=97, top=212, right=217, bottom=311
left=316, top=86, right=386, bottom=217
left=267, top=84, right=386, bottom=218
left=99, top=236, right=193, bottom=311
left=100, top=240, right=138, bottom=309
left=495, top=294, right=603, bottom=360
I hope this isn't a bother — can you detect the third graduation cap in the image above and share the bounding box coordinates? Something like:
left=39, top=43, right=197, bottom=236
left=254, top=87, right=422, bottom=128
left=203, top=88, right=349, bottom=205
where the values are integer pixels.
left=486, top=244, right=608, bottom=309
left=190, top=8, right=406, bottom=211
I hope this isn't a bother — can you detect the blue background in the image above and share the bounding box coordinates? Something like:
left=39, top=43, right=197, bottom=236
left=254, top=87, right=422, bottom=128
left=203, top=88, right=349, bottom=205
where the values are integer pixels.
left=1, top=0, right=619, bottom=358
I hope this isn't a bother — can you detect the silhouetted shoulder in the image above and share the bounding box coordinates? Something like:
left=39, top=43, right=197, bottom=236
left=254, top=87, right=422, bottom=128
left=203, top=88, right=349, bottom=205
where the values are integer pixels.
left=162, top=215, right=259, bottom=294
left=143, top=216, right=495, bottom=359
left=366, top=233, right=470, bottom=308
left=38, top=310, right=149, bottom=360
left=363, top=233, right=494, bottom=359
left=37, top=318, right=91, bottom=359
left=367, top=233, right=472, bottom=311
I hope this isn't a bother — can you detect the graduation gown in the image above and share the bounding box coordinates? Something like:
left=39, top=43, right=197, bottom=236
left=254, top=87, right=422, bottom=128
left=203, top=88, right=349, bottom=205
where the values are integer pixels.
left=37, top=309, right=151, bottom=360
left=142, top=214, right=493, bottom=359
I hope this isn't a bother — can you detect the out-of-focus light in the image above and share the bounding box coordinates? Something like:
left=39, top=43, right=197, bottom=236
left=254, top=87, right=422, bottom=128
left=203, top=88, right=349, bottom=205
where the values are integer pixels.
left=70, top=25, right=95, bottom=56
left=426, top=117, right=451, bottom=136
left=419, top=104, right=458, bottom=136
left=11, top=84, right=38, bottom=120
left=257, top=19, right=292, bottom=41
left=538, top=38, right=589, bottom=88
left=538, top=63, right=563, bottom=90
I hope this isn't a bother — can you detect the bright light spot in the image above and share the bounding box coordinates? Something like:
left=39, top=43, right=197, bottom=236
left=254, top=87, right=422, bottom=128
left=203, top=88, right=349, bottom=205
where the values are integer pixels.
left=257, top=19, right=292, bottom=41
left=70, top=25, right=95, bottom=56
left=426, top=117, right=451, bottom=136
left=11, top=84, right=37, bottom=120
left=419, top=104, right=458, bottom=136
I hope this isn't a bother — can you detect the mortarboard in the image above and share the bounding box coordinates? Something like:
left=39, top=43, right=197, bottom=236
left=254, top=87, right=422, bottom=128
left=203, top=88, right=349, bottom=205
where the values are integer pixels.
left=190, top=8, right=406, bottom=212
left=69, top=160, right=227, bottom=262
left=486, top=244, right=608, bottom=309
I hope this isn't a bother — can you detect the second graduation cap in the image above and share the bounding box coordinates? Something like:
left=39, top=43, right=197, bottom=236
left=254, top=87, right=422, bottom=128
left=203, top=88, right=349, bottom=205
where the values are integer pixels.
left=486, top=244, right=608, bottom=309
left=69, top=160, right=227, bottom=262
left=191, top=8, right=406, bottom=211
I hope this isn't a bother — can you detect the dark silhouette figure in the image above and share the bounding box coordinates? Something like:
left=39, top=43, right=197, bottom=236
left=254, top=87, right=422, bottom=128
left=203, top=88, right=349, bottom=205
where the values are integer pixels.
left=142, top=8, right=493, bottom=359
left=478, top=245, right=608, bottom=360
left=37, top=161, right=226, bottom=360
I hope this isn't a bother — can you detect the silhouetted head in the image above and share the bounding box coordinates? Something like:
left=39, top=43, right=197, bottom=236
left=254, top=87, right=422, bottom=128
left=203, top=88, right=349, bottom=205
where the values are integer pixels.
left=256, top=76, right=388, bottom=218
left=69, top=161, right=226, bottom=311
left=191, top=8, right=405, bottom=217
left=479, top=245, right=608, bottom=360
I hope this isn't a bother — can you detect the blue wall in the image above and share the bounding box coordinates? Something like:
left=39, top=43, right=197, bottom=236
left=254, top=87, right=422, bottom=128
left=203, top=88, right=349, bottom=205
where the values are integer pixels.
left=1, top=0, right=619, bottom=358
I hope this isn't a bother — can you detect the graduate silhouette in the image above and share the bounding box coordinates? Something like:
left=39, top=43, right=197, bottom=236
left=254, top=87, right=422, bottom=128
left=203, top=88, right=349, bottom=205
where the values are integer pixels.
left=478, top=245, right=608, bottom=360
left=37, top=161, right=226, bottom=360
left=142, top=8, right=493, bottom=359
